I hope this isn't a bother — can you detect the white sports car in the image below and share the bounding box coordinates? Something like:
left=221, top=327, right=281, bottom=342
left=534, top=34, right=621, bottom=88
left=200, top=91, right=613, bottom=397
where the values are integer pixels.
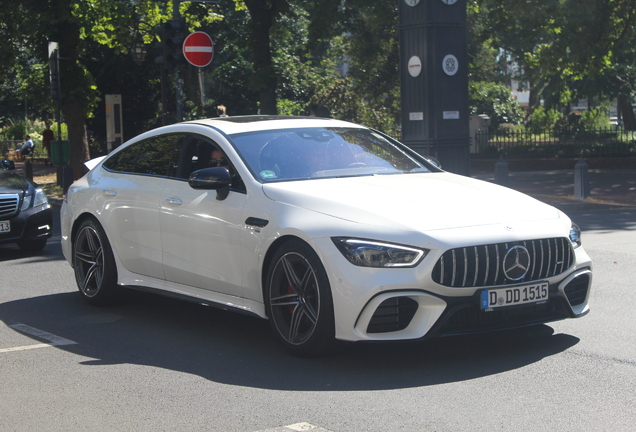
left=61, top=116, right=592, bottom=356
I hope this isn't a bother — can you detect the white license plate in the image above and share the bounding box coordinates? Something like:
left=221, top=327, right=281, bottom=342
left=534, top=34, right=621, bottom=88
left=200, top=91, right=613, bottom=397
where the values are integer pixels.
left=0, top=221, right=9, bottom=233
left=481, top=282, right=549, bottom=311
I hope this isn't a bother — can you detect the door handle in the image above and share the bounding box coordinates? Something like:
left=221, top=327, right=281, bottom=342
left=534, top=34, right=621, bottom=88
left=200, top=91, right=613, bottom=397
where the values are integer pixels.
left=102, top=190, right=117, bottom=197
left=165, top=197, right=182, bottom=206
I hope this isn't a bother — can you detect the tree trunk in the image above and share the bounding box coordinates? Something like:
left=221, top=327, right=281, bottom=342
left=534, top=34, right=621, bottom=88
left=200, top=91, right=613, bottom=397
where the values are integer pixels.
left=64, top=98, right=90, bottom=180
left=618, top=94, right=636, bottom=131
left=244, top=0, right=279, bottom=115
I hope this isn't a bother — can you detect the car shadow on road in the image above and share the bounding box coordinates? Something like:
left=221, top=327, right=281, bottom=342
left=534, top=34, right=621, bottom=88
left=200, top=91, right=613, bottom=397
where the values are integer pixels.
left=0, top=290, right=579, bottom=391
left=0, top=241, right=65, bottom=263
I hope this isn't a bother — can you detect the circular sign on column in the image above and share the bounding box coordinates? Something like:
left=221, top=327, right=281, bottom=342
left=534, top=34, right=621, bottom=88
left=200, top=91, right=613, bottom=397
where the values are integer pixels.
left=408, top=56, right=422, bottom=77
left=183, top=31, right=214, bottom=67
left=442, top=54, right=458, bottom=76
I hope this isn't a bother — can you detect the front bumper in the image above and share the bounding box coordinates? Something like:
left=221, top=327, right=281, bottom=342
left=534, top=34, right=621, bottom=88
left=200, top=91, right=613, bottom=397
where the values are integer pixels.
left=0, top=204, right=52, bottom=246
left=350, top=267, right=591, bottom=342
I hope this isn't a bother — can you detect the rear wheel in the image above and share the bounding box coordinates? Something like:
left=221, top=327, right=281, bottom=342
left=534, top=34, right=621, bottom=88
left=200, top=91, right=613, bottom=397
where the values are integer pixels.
left=73, top=218, right=119, bottom=305
left=265, top=239, right=335, bottom=357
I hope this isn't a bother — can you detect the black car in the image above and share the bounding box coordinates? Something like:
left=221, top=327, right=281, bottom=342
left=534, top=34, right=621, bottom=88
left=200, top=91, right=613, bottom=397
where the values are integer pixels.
left=0, top=169, right=52, bottom=251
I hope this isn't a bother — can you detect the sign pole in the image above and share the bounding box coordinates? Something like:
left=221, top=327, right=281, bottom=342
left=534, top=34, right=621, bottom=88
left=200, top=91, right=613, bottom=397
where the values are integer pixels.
left=172, top=0, right=184, bottom=122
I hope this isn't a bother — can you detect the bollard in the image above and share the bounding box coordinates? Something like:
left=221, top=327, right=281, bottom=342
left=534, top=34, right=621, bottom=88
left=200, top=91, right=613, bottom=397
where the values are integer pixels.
left=24, top=160, right=33, bottom=181
left=62, top=165, right=74, bottom=195
left=494, top=155, right=509, bottom=187
left=573, top=156, right=590, bottom=200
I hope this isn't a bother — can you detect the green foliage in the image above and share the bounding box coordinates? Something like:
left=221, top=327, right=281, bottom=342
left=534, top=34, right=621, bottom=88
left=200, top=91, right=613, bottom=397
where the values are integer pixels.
left=528, top=107, right=563, bottom=133
left=469, top=81, right=525, bottom=129
left=580, top=108, right=611, bottom=129
left=3, top=119, right=29, bottom=140
left=277, top=99, right=305, bottom=116
left=554, top=108, right=612, bottom=137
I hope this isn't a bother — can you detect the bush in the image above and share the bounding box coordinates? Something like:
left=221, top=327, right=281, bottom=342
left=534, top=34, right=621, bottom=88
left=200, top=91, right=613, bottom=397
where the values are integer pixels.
left=469, top=81, right=525, bottom=130
left=528, top=107, right=563, bottom=133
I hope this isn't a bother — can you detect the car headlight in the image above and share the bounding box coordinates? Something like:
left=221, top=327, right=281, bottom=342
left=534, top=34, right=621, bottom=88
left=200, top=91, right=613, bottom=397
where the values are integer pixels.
left=21, top=194, right=33, bottom=211
left=33, top=188, right=49, bottom=207
left=332, top=237, right=428, bottom=268
left=21, top=188, right=48, bottom=211
left=569, top=223, right=582, bottom=249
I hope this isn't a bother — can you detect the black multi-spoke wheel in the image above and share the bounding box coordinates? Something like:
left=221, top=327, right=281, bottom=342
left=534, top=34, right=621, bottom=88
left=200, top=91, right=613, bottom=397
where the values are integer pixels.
left=265, top=240, right=335, bottom=357
left=73, top=218, right=119, bottom=305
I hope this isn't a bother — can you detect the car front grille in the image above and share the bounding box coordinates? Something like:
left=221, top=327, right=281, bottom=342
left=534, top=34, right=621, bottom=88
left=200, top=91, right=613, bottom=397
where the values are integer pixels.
left=0, top=194, right=20, bottom=218
left=432, top=237, right=574, bottom=288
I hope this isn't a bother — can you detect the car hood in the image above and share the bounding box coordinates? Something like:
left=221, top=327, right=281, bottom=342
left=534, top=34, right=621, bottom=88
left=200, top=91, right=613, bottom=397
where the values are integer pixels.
left=0, top=170, right=29, bottom=194
left=262, top=172, right=561, bottom=232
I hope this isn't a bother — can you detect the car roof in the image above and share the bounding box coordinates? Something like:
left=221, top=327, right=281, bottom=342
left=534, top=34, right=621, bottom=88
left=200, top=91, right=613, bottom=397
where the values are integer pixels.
left=184, top=115, right=366, bottom=135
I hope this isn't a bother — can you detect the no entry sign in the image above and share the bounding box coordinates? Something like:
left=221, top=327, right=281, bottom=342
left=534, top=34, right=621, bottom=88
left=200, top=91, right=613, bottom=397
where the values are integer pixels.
left=183, top=31, right=214, bottom=67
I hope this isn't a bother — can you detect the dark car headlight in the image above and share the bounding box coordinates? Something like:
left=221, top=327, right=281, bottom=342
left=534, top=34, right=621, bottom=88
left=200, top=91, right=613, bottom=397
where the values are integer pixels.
left=569, top=223, right=582, bottom=249
left=332, top=237, right=429, bottom=268
left=21, top=188, right=48, bottom=211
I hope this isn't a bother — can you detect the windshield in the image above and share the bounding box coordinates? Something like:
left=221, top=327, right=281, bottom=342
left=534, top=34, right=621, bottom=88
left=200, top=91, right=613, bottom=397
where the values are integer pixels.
left=229, top=127, right=433, bottom=182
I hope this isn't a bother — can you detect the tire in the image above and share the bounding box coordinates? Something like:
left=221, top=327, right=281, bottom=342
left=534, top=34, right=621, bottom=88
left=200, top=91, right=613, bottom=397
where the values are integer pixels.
left=72, top=218, right=120, bottom=306
left=265, top=239, right=335, bottom=357
left=18, top=239, right=47, bottom=251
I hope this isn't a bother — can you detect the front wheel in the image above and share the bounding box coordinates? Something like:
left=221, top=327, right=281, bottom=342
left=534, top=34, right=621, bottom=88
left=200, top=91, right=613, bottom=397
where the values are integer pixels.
left=265, top=240, right=335, bottom=357
left=73, top=218, right=120, bottom=306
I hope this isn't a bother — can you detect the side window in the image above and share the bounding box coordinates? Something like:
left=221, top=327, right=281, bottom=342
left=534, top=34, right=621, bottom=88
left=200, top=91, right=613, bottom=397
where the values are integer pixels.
left=175, top=138, right=215, bottom=179
left=174, top=135, right=246, bottom=193
left=103, top=134, right=183, bottom=176
left=103, top=143, right=139, bottom=173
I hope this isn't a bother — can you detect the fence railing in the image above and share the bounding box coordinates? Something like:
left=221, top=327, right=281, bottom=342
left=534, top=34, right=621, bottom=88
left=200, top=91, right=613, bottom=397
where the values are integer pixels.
left=473, top=127, right=636, bottom=159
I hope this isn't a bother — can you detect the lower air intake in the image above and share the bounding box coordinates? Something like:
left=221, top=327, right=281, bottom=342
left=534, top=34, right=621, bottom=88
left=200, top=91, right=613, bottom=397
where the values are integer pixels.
left=367, top=297, right=418, bottom=334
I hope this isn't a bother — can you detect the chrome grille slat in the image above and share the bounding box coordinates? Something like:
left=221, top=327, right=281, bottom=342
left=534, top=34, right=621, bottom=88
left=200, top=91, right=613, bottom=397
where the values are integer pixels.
left=494, top=245, right=501, bottom=285
left=473, top=246, right=479, bottom=286
left=0, top=194, right=20, bottom=217
left=451, top=250, right=457, bottom=287
left=462, top=248, right=468, bottom=287
left=483, top=246, right=490, bottom=286
left=538, top=240, right=545, bottom=279
left=432, top=237, right=574, bottom=288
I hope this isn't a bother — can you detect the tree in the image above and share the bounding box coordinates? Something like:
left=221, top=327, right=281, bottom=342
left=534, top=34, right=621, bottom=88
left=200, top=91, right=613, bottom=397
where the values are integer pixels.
left=243, top=0, right=290, bottom=114
left=477, top=0, right=636, bottom=129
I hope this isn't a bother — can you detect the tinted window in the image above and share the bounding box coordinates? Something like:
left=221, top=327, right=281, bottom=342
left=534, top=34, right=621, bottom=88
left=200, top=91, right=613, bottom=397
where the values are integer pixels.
left=103, top=135, right=183, bottom=176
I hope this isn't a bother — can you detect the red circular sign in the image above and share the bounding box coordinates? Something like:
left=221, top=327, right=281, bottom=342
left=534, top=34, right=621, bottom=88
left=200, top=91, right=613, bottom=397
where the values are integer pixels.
left=183, top=32, right=214, bottom=67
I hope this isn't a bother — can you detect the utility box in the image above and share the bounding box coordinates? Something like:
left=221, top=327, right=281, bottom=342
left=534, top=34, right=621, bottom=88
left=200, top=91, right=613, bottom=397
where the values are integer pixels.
left=105, top=94, right=123, bottom=153
left=50, top=140, right=70, bottom=165
left=399, top=0, right=470, bottom=175
left=469, top=114, right=491, bottom=153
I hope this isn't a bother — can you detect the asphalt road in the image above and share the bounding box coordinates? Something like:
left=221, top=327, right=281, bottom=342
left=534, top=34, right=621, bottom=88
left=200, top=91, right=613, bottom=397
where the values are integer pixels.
left=1, top=207, right=635, bottom=432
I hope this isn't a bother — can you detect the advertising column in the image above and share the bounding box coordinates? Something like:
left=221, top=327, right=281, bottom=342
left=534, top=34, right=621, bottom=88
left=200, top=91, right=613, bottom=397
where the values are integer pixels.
left=399, top=0, right=470, bottom=175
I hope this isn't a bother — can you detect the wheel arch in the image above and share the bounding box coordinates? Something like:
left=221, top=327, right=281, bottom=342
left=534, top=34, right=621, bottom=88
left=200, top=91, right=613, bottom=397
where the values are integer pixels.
left=261, top=235, right=310, bottom=309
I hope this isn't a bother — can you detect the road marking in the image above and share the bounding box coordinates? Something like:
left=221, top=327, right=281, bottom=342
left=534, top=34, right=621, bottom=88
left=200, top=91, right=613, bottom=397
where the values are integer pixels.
left=255, top=423, right=333, bottom=432
left=0, top=324, right=77, bottom=353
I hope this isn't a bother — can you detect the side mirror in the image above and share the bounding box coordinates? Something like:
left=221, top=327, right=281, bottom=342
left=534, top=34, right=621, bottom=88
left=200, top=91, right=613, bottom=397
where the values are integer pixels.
left=425, top=156, right=441, bottom=169
left=188, top=167, right=231, bottom=200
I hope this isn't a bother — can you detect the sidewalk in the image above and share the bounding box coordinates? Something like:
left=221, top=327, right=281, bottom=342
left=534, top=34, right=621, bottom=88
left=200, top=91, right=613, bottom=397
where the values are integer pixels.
left=473, top=168, right=636, bottom=211
left=12, top=159, right=636, bottom=211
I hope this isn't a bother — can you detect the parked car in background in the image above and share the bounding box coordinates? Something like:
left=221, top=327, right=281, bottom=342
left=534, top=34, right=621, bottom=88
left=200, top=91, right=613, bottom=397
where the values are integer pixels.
left=0, top=169, right=52, bottom=251
left=1, top=158, right=15, bottom=170
left=61, top=116, right=592, bottom=356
